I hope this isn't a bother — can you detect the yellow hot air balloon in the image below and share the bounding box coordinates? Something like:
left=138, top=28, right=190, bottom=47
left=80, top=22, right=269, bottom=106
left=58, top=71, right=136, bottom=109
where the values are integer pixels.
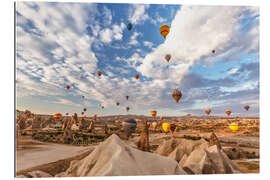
left=205, top=108, right=211, bottom=115
left=151, top=110, right=157, bottom=117
left=160, top=24, right=170, bottom=39
left=162, top=123, right=170, bottom=133
left=229, top=123, right=239, bottom=132
left=172, top=89, right=182, bottom=103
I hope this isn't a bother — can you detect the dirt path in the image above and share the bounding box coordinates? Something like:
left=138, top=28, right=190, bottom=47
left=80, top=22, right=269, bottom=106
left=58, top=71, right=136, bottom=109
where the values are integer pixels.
left=16, top=136, right=93, bottom=172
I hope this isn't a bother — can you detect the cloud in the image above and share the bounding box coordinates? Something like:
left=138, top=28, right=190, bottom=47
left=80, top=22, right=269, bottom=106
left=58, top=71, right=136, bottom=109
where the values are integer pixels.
left=128, top=4, right=150, bottom=25
left=227, top=68, right=239, bottom=75
left=99, top=23, right=125, bottom=43
left=136, top=6, right=259, bottom=84
left=143, top=41, right=153, bottom=48
left=128, top=32, right=142, bottom=45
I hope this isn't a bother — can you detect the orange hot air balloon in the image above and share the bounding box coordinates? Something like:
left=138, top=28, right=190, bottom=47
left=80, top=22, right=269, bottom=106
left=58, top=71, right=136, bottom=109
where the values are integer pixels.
left=205, top=108, right=211, bottom=115
left=172, top=89, right=182, bottom=103
left=135, top=74, right=139, bottom=80
left=53, top=113, right=62, bottom=120
left=160, top=24, right=170, bottom=38
left=151, top=110, right=157, bottom=117
left=165, top=54, right=171, bottom=62
left=116, top=102, right=120, bottom=106
left=126, top=96, right=129, bottom=100
left=225, top=110, right=231, bottom=116
left=170, top=124, right=176, bottom=134
left=244, top=105, right=250, bottom=111
left=97, top=71, right=102, bottom=77
left=126, top=107, right=130, bottom=112
left=66, top=85, right=70, bottom=90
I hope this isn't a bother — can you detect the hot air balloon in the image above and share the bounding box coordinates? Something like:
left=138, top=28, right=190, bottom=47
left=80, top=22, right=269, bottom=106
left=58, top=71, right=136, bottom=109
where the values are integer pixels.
left=66, top=85, right=70, bottom=90
left=165, top=54, right=171, bottom=62
left=148, top=123, right=151, bottom=128
left=151, top=110, right=157, bottom=117
left=82, top=96, right=85, bottom=99
left=101, top=106, right=104, bottom=109
left=83, top=108, right=87, bottom=112
left=53, top=113, right=62, bottom=120
left=162, top=123, right=170, bottom=133
left=172, top=89, right=182, bottom=103
left=97, top=71, right=102, bottom=77
left=81, top=112, right=84, bottom=115
left=160, top=24, right=170, bottom=39
left=126, top=96, right=129, bottom=100
left=212, top=50, right=216, bottom=54
left=152, top=121, right=157, bottom=129
left=135, top=74, right=139, bottom=80
left=122, top=118, right=137, bottom=138
left=65, top=113, right=69, bottom=116
left=126, top=23, right=132, bottom=30
left=126, top=107, right=130, bottom=112
left=170, top=124, right=176, bottom=134
left=229, top=123, right=239, bottom=132
left=225, top=110, right=231, bottom=116
left=116, top=102, right=120, bottom=106
left=244, top=105, right=250, bottom=111
left=205, top=108, right=211, bottom=115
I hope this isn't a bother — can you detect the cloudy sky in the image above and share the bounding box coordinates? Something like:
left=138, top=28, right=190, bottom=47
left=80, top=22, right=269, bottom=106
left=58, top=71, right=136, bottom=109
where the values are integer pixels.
left=15, top=2, right=259, bottom=117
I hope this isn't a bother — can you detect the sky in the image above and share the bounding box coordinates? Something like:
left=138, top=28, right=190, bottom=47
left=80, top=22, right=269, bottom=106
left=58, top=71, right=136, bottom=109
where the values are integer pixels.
left=15, top=2, right=259, bottom=117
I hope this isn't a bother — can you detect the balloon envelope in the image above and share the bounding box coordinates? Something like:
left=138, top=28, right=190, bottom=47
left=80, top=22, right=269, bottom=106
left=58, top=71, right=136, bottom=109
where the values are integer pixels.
left=244, top=105, right=250, bottom=111
left=165, top=54, right=171, bottom=62
left=116, top=102, right=120, bottom=106
left=152, top=122, right=157, bottom=129
left=122, top=119, right=137, bottom=137
left=229, top=123, right=239, bottom=131
left=172, top=89, right=182, bottom=103
left=97, top=71, right=102, bottom=76
left=162, top=123, right=171, bottom=133
left=151, top=110, right=157, bottom=117
left=160, top=24, right=170, bottom=38
left=205, top=108, right=211, bottom=115
left=126, top=107, right=130, bottom=112
left=54, top=113, right=62, bottom=120
left=135, top=74, right=139, bottom=79
left=126, top=23, right=132, bottom=30
left=83, top=108, right=87, bottom=112
left=225, top=110, right=231, bottom=116
left=66, top=85, right=70, bottom=90
left=126, top=96, right=129, bottom=100
left=170, top=124, right=176, bottom=134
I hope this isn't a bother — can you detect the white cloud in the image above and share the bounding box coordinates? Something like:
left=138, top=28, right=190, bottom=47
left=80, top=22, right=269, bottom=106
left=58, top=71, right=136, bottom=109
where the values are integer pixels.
left=129, top=32, right=142, bottom=45
left=227, top=68, right=239, bottom=75
left=99, top=28, right=113, bottom=43
left=99, top=23, right=125, bottom=43
left=128, top=4, right=150, bottom=25
left=136, top=6, right=259, bottom=85
left=143, top=41, right=153, bottom=48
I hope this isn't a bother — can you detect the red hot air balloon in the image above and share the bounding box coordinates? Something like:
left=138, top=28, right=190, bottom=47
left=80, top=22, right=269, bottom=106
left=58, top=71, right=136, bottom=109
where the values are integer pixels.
left=135, top=74, right=139, bottom=80
left=225, top=110, right=231, bottom=116
left=244, top=105, right=250, bottom=111
left=81, top=112, right=84, bottom=115
left=66, top=85, right=70, bottom=90
left=97, top=71, right=102, bottom=77
left=170, top=124, right=176, bottom=134
left=53, top=113, right=62, bottom=120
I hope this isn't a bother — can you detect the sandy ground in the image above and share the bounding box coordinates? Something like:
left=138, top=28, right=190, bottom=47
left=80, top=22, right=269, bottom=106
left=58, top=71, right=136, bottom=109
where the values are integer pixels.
left=16, top=136, right=92, bottom=172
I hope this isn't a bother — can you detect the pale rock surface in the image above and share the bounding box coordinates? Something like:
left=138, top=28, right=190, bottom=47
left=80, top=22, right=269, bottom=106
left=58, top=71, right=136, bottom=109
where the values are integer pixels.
left=63, top=134, right=186, bottom=177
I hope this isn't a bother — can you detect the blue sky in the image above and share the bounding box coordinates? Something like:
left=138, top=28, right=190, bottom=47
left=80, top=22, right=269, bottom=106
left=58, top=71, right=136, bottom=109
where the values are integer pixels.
left=16, top=2, right=259, bottom=117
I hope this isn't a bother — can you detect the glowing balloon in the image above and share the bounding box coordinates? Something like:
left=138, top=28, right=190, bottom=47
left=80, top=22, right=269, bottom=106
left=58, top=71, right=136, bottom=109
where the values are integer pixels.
left=53, top=113, right=62, bottom=120
left=172, top=89, right=182, bottom=103
left=151, top=110, right=157, bottom=117
left=152, top=122, right=157, bottom=129
left=162, top=123, right=170, bottom=133
left=160, top=24, right=170, bottom=38
left=229, top=123, right=239, bottom=132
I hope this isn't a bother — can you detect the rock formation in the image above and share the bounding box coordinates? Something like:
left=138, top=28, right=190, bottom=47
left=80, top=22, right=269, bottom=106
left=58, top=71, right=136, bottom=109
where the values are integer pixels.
left=62, top=134, right=186, bottom=177
left=209, top=132, right=222, bottom=149
left=137, top=120, right=150, bottom=152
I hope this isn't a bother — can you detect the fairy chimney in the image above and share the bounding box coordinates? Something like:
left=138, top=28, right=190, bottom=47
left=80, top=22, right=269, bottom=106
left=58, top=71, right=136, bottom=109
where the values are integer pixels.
left=137, top=120, right=150, bottom=152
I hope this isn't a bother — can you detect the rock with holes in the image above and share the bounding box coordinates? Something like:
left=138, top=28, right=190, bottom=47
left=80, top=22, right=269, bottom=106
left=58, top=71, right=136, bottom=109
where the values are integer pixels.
left=62, top=134, right=186, bottom=177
